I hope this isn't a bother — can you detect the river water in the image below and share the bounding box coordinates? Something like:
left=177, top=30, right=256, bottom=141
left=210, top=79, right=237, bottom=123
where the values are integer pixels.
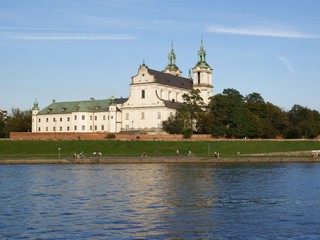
left=1, top=162, right=320, bottom=239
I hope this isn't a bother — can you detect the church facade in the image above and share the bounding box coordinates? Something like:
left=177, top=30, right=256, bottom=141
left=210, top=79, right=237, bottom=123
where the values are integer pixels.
left=32, top=41, right=213, bottom=134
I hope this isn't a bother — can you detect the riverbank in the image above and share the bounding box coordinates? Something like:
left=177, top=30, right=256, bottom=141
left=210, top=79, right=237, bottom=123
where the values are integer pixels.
left=1, top=139, right=320, bottom=159
left=0, top=156, right=318, bottom=164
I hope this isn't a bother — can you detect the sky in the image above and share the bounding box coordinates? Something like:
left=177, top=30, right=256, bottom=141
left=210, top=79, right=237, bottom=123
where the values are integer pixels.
left=1, top=0, right=320, bottom=113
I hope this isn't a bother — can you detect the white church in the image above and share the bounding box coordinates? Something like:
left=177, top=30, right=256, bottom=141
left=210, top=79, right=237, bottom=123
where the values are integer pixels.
left=31, top=41, right=213, bottom=134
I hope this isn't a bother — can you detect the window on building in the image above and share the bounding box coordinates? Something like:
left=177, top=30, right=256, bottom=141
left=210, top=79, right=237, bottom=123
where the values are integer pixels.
left=60, top=117, right=62, bottom=122
left=95, top=125, right=97, bottom=130
left=46, top=127, right=48, bottom=131
left=90, top=126, right=92, bottom=131
left=141, top=112, right=145, bottom=120
left=126, top=113, right=129, bottom=120
left=157, top=112, right=161, bottom=119
left=38, top=127, right=41, bottom=131
left=60, top=126, right=62, bottom=131
left=90, top=115, right=92, bottom=121
left=46, top=118, right=48, bottom=122
left=141, top=90, right=145, bottom=99
left=82, top=115, right=85, bottom=120
left=53, top=118, right=56, bottom=122
left=67, top=126, right=70, bottom=131
left=101, top=125, right=104, bottom=131
left=82, top=125, right=85, bottom=130
left=95, top=116, right=97, bottom=121
left=53, top=126, right=56, bottom=131
left=67, top=117, right=70, bottom=122
left=74, top=115, right=77, bottom=120
left=198, top=72, right=200, bottom=84
left=74, top=126, right=77, bottom=131
left=125, top=124, right=129, bottom=130
left=38, top=118, right=41, bottom=122
left=103, top=115, right=106, bottom=120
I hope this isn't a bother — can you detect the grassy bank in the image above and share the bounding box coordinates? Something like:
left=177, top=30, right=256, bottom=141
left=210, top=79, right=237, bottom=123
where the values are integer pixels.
left=0, top=139, right=319, bottom=159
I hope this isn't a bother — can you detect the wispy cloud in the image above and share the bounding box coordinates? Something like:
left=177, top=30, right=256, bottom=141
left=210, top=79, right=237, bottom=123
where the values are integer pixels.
left=0, top=32, right=138, bottom=40
left=278, top=55, right=297, bottom=76
left=207, top=25, right=320, bottom=39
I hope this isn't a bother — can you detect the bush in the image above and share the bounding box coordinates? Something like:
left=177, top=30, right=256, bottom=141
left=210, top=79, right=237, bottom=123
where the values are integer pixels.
left=105, top=133, right=116, bottom=139
left=183, top=128, right=193, bottom=139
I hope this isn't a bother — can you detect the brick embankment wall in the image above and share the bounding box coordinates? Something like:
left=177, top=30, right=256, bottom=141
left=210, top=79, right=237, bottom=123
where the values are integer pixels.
left=9, top=132, right=212, bottom=141
left=8, top=132, right=320, bottom=141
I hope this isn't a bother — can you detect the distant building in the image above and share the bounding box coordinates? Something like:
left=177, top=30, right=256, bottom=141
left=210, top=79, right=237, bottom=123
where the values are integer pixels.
left=0, top=109, right=7, bottom=122
left=32, top=40, right=213, bottom=133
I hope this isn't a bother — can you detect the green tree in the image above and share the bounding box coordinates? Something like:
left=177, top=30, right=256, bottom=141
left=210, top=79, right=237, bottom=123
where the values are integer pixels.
left=4, top=108, right=32, bottom=137
left=0, top=119, right=5, bottom=138
left=286, top=105, right=320, bottom=138
left=248, top=102, right=288, bottom=138
left=161, top=114, right=183, bottom=134
left=180, top=89, right=204, bottom=131
left=162, top=89, right=205, bottom=137
left=245, top=92, right=265, bottom=104
left=209, top=88, right=250, bottom=138
left=195, top=112, right=212, bottom=134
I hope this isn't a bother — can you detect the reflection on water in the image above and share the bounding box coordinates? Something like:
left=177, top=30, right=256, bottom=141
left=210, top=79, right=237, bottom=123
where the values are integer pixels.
left=1, top=163, right=320, bottom=239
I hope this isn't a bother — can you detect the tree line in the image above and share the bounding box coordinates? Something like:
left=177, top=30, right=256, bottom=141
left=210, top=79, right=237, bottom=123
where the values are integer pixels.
left=162, top=88, right=320, bottom=139
left=0, top=109, right=31, bottom=138
left=1, top=89, right=319, bottom=139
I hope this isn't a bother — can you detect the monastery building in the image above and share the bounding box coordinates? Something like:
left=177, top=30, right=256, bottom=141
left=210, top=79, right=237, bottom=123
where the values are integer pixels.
left=31, top=41, right=213, bottom=134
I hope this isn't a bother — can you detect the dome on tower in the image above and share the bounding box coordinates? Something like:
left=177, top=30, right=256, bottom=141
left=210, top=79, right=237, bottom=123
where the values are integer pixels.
left=163, top=42, right=182, bottom=76
left=194, top=39, right=212, bottom=69
left=32, top=98, right=39, bottom=110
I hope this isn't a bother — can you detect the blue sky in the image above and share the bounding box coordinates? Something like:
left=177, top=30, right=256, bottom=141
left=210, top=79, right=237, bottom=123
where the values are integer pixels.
left=1, top=0, right=320, bottom=112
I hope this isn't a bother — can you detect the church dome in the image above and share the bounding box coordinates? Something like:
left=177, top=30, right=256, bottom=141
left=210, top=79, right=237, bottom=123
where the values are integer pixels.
left=194, top=39, right=212, bottom=69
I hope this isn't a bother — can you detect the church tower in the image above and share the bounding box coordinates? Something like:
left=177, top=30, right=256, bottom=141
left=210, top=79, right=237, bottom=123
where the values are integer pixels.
left=32, top=98, right=39, bottom=132
left=108, top=96, right=117, bottom=133
left=163, top=42, right=182, bottom=76
left=192, top=39, right=213, bottom=105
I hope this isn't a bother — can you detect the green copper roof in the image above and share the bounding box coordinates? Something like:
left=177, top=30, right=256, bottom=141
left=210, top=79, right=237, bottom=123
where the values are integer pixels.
left=194, top=39, right=212, bottom=69
left=38, top=98, right=113, bottom=115
left=32, top=98, right=40, bottom=110
left=164, top=42, right=181, bottom=72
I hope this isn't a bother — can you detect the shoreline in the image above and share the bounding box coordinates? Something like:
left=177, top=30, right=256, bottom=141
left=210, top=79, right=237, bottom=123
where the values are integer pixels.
left=0, top=156, right=319, bottom=164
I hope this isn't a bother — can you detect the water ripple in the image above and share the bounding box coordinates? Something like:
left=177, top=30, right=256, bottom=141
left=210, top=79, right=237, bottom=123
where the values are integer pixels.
left=1, top=163, right=320, bottom=239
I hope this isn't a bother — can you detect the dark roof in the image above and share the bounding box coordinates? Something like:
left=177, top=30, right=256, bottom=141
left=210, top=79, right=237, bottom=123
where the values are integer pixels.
left=115, top=98, right=128, bottom=104
left=148, top=69, right=193, bottom=90
left=163, top=100, right=186, bottom=109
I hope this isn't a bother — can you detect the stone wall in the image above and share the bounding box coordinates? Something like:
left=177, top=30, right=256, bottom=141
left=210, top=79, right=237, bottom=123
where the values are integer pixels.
left=10, top=132, right=213, bottom=141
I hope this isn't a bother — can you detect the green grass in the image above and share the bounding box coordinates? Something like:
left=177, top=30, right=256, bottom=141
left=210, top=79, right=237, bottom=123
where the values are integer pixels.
left=0, top=139, right=320, bottom=159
